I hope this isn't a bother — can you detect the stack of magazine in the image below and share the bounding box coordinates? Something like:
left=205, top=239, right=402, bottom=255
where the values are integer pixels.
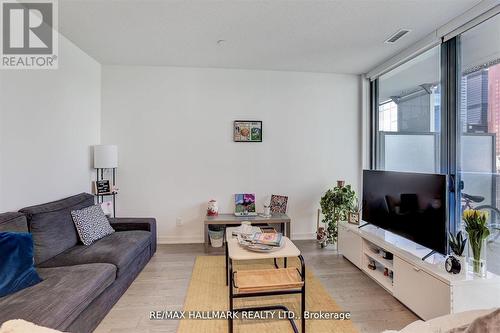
left=238, top=232, right=284, bottom=252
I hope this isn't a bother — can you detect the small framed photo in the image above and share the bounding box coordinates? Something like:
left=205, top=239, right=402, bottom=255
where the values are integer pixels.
left=93, top=180, right=111, bottom=194
left=348, top=212, right=360, bottom=225
left=234, top=120, right=262, bottom=142
left=234, top=193, right=257, bottom=216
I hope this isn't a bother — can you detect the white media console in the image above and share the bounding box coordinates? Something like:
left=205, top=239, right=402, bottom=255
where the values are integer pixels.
left=338, top=221, right=500, bottom=320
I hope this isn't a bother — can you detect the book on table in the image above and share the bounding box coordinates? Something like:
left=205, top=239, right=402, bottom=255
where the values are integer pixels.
left=250, top=232, right=282, bottom=247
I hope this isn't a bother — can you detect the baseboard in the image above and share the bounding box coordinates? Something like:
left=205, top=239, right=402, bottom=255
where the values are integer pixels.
left=290, top=232, right=316, bottom=240
left=158, top=232, right=316, bottom=244
left=158, top=236, right=204, bottom=244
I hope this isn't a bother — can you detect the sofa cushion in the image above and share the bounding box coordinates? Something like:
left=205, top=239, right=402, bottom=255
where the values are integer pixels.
left=0, top=212, right=28, bottom=232
left=0, top=232, right=42, bottom=297
left=71, top=205, right=115, bottom=245
left=19, top=193, right=95, bottom=264
left=38, top=230, right=151, bottom=277
left=0, top=263, right=116, bottom=330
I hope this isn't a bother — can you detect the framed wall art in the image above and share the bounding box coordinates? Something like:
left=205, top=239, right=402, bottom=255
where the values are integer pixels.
left=233, top=120, right=262, bottom=142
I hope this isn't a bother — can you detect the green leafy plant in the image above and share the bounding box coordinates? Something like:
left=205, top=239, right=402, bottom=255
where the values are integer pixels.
left=449, top=231, right=467, bottom=257
left=463, top=209, right=490, bottom=274
left=320, top=183, right=356, bottom=245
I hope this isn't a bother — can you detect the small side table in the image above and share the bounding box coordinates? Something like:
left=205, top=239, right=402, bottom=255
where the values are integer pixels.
left=225, top=227, right=306, bottom=333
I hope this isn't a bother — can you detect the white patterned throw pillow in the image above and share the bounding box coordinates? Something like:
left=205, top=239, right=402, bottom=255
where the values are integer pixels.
left=71, top=205, right=115, bottom=245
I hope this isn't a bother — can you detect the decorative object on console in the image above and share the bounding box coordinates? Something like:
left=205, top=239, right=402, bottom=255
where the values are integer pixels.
left=449, top=230, right=467, bottom=275
left=207, top=200, right=219, bottom=216
left=93, top=144, right=118, bottom=218
left=233, top=120, right=262, bottom=142
left=261, top=203, right=271, bottom=217
left=463, top=209, right=489, bottom=277
left=269, top=194, right=288, bottom=214
left=445, top=256, right=462, bottom=275
left=320, top=181, right=356, bottom=246
left=367, top=259, right=376, bottom=270
left=234, top=194, right=257, bottom=216
left=449, top=231, right=467, bottom=256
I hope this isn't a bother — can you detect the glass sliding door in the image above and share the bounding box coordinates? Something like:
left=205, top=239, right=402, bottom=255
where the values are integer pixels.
left=376, top=46, right=442, bottom=173
left=458, top=13, right=500, bottom=274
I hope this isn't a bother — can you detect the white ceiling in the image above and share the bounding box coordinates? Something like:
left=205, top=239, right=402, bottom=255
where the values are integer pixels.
left=59, top=0, right=483, bottom=74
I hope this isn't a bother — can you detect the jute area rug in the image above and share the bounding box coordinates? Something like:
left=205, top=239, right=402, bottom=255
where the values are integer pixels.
left=177, top=256, right=358, bottom=333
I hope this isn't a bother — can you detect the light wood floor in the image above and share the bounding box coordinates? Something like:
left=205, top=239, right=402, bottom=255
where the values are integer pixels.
left=95, top=241, right=418, bottom=333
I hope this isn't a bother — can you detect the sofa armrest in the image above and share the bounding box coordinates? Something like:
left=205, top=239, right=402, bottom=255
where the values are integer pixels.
left=108, top=217, right=157, bottom=255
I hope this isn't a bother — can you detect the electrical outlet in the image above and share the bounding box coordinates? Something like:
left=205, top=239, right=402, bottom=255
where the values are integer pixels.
left=176, top=217, right=183, bottom=226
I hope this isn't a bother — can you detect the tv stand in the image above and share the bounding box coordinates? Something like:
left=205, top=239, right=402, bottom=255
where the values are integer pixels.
left=338, top=221, right=500, bottom=321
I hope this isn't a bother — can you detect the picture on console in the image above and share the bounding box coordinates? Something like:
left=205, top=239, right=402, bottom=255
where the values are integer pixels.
left=234, top=193, right=256, bottom=215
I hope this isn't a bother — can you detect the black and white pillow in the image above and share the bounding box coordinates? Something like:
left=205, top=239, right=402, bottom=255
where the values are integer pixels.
left=71, top=205, right=114, bottom=245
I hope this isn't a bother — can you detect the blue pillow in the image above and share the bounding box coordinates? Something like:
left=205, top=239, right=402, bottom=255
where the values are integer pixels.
left=0, top=232, right=42, bottom=297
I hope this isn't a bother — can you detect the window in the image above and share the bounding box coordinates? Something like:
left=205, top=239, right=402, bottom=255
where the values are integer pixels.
left=376, top=46, right=441, bottom=173
left=378, top=100, right=398, bottom=131
left=370, top=13, right=500, bottom=273
left=458, top=14, right=500, bottom=274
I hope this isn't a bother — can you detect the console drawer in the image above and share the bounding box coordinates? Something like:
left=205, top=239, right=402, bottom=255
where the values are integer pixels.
left=394, top=256, right=450, bottom=320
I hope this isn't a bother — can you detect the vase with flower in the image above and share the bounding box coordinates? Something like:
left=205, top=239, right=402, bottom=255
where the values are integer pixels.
left=463, top=209, right=490, bottom=277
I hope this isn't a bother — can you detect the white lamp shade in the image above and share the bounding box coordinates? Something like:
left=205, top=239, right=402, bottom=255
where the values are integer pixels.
left=94, top=145, right=118, bottom=168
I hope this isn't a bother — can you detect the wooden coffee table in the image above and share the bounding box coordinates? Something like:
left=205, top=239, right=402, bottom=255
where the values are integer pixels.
left=225, top=227, right=306, bottom=333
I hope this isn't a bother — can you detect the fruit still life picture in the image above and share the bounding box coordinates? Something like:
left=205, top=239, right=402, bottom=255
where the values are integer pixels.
left=234, top=121, right=262, bottom=142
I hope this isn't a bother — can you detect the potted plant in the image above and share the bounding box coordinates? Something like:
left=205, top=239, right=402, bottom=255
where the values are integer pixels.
left=449, top=231, right=467, bottom=275
left=320, top=181, right=356, bottom=246
left=348, top=198, right=361, bottom=225
left=463, top=209, right=490, bottom=277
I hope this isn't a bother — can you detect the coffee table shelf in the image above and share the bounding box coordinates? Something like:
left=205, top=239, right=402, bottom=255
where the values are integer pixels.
left=225, top=226, right=305, bottom=333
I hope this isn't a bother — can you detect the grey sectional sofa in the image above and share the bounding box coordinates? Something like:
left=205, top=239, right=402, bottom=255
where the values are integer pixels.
left=0, top=193, right=157, bottom=333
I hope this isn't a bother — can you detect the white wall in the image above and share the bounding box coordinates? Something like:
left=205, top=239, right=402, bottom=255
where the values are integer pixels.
left=0, top=35, right=101, bottom=211
left=102, top=66, right=360, bottom=243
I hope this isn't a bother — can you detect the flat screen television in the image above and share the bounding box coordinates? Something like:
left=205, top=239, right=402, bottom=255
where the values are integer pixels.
left=362, top=170, right=448, bottom=255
